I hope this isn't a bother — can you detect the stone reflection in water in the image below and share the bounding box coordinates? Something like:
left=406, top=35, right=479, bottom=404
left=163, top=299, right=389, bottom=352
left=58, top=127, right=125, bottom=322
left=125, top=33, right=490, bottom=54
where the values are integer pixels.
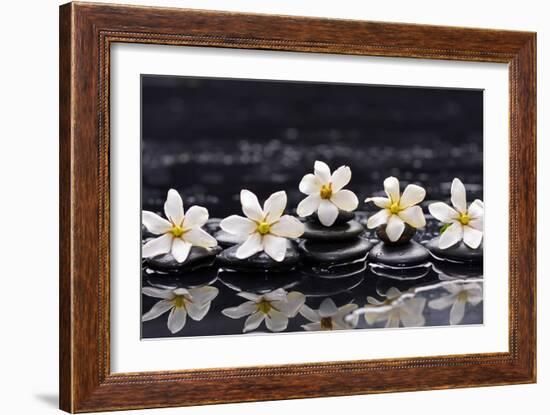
left=141, top=215, right=485, bottom=338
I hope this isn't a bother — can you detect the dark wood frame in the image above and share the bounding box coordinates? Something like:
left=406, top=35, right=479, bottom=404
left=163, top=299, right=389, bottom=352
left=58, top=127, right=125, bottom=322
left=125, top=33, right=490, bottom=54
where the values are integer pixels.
left=59, top=2, right=536, bottom=412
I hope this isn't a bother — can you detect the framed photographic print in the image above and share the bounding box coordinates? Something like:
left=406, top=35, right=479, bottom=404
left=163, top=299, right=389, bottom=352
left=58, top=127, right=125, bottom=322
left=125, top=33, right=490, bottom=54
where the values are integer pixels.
left=59, top=2, right=537, bottom=412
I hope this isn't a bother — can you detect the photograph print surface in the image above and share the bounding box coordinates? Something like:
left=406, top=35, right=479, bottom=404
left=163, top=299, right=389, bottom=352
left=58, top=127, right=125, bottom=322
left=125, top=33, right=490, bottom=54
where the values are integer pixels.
left=140, top=75, right=484, bottom=338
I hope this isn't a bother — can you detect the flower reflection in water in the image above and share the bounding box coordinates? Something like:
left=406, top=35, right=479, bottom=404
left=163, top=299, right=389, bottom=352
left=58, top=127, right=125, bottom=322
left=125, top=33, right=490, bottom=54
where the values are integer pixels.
left=222, top=288, right=305, bottom=333
left=360, top=287, right=426, bottom=328
left=142, top=284, right=219, bottom=334
left=428, top=281, right=483, bottom=325
left=300, top=298, right=358, bottom=331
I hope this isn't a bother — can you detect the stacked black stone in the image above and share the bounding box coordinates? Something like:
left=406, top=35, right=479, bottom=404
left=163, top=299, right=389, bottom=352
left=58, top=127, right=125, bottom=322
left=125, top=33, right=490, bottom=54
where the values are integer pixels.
left=298, top=210, right=371, bottom=276
left=367, top=223, right=431, bottom=280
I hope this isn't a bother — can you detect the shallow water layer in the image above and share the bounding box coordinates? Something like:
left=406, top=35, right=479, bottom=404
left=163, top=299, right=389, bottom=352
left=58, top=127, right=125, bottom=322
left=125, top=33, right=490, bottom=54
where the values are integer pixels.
left=141, top=217, right=483, bottom=339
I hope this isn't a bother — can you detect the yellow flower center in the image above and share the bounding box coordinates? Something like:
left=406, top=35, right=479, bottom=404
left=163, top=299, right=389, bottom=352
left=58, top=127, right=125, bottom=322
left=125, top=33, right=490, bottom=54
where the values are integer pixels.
left=257, top=221, right=271, bottom=235
left=458, top=212, right=470, bottom=225
left=320, top=183, right=333, bottom=200
left=320, top=317, right=333, bottom=330
left=171, top=224, right=185, bottom=237
left=389, top=202, right=401, bottom=214
left=173, top=295, right=187, bottom=309
left=258, top=299, right=272, bottom=314
left=458, top=291, right=469, bottom=302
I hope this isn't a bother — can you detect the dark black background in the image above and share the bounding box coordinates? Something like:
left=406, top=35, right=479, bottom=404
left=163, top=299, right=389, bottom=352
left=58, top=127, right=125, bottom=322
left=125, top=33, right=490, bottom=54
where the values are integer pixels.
left=141, top=75, right=483, bottom=218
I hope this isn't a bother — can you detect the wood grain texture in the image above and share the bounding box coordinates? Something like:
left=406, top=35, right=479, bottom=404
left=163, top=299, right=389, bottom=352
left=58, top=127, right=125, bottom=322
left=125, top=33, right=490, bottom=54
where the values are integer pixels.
left=59, top=2, right=536, bottom=412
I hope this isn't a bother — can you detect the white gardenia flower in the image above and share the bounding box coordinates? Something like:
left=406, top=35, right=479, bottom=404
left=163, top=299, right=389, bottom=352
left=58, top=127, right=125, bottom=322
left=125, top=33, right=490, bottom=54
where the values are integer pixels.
left=297, top=160, right=359, bottom=227
left=222, top=288, right=305, bottom=333
left=142, top=285, right=219, bottom=334
left=428, top=178, right=484, bottom=249
left=362, top=287, right=426, bottom=328
left=428, top=282, right=482, bottom=325
left=220, top=190, right=304, bottom=262
left=300, top=298, right=358, bottom=331
left=365, top=176, right=426, bottom=242
left=142, top=189, right=217, bottom=263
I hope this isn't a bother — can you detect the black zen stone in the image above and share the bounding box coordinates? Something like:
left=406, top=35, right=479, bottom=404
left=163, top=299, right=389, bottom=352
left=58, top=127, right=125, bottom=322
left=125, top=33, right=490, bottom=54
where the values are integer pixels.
left=376, top=223, right=416, bottom=245
left=302, top=220, right=364, bottom=241
left=306, top=209, right=355, bottom=226
left=216, top=242, right=300, bottom=271
left=367, top=240, right=430, bottom=267
left=144, top=245, right=222, bottom=273
left=299, top=238, right=371, bottom=264
left=213, top=230, right=244, bottom=247
left=426, top=237, right=483, bottom=263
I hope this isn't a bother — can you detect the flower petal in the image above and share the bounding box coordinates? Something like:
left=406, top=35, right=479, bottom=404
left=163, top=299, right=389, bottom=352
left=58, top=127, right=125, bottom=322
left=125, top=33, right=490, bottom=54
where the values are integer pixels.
left=383, top=176, right=400, bottom=202
left=438, top=221, right=463, bottom=249
left=184, top=228, right=218, bottom=248
left=365, top=197, right=391, bottom=209
left=188, top=286, right=219, bottom=304
left=399, top=184, right=426, bottom=208
left=367, top=209, right=390, bottom=229
left=300, top=305, right=321, bottom=323
left=398, top=206, right=426, bottom=228
left=243, top=311, right=264, bottom=332
left=236, top=232, right=263, bottom=259
left=317, top=199, right=339, bottom=227
left=451, top=178, right=467, bottom=214
left=468, top=217, right=483, bottom=231
left=167, top=307, right=187, bottom=333
left=465, top=283, right=483, bottom=305
left=186, top=301, right=211, bottom=321
left=386, top=287, right=402, bottom=299
left=335, top=303, right=358, bottom=319
left=364, top=307, right=388, bottom=325
left=222, top=301, right=257, bottom=319
left=142, top=286, right=175, bottom=299
left=449, top=299, right=466, bottom=325
left=428, top=202, right=459, bottom=223
left=182, top=205, right=209, bottom=229
left=164, top=189, right=185, bottom=226
left=171, top=238, right=192, bottom=263
left=314, top=160, right=331, bottom=184
left=238, top=292, right=262, bottom=302
left=299, top=173, right=321, bottom=195
left=318, top=298, right=338, bottom=317
left=386, top=214, right=405, bottom=242
left=220, top=215, right=256, bottom=236
left=270, top=215, right=305, bottom=238
left=263, top=288, right=288, bottom=302
left=142, top=300, right=173, bottom=321
left=297, top=194, right=321, bottom=217
left=463, top=226, right=483, bottom=249
left=471, top=199, right=484, bottom=210
left=142, top=233, right=173, bottom=258
left=331, top=165, right=351, bottom=192
left=428, top=294, right=456, bottom=310
left=265, top=310, right=288, bottom=332
left=400, top=298, right=426, bottom=327
left=302, top=322, right=322, bottom=331
left=468, top=199, right=484, bottom=219
left=262, top=234, right=287, bottom=262
left=240, top=189, right=264, bottom=221
left=275, top=291, right=306, bottom=317
left=385, top=313, right=401, bottom=328
left=142, top=211, right=172, bottom=234
left=263, top=191, right=287, bottom=224
left=330, top=189, right=358, bottom=212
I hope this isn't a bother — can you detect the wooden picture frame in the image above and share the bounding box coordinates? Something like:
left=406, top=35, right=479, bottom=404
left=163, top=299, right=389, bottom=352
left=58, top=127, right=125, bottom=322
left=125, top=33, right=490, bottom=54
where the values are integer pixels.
left=59, top=2, right=536, bottom=412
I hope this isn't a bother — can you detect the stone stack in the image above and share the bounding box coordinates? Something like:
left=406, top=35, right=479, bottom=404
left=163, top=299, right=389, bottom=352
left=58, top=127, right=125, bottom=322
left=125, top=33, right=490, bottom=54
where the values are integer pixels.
left=298, top=210, right=371, bottom=278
